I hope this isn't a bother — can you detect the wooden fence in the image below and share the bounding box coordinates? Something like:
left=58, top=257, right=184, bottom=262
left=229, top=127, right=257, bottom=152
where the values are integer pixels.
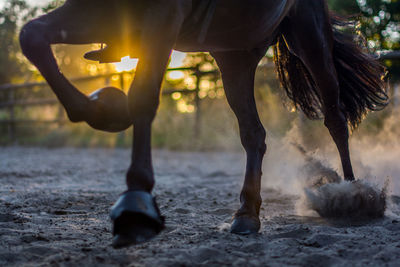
left=0, top=66, right=219, bottom=143
left=0, top=51, right=398, bottom=144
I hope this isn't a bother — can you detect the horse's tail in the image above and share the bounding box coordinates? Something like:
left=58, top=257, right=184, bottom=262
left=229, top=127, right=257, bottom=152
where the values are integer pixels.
left=273, top=13, right=388, bottom=130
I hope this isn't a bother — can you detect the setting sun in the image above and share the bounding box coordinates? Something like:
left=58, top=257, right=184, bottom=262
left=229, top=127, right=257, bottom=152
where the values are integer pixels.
left=113, top=51, right=186, bottom=73
left=114, top=56, right=139, bottom=72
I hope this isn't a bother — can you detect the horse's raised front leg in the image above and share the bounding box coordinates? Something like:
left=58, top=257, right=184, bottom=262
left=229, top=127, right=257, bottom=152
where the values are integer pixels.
left=19, top=3, right=131, bottom=132
left=212, top=48, right=267, bottom=234
left=110, top=1, right=186, bottom=248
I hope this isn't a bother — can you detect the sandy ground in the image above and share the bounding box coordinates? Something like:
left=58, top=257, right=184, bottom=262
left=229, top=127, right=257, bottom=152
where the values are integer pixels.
left=1, top=147, right=400, bottom=266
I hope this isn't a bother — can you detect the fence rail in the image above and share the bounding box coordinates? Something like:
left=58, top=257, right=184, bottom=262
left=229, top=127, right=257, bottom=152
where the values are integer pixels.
left=0, top=65, right=222, bottom=143
left=0, top=52, right=398, bottom=143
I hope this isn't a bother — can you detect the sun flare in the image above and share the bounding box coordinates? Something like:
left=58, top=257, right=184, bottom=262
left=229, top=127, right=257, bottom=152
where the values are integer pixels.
left=114, top=56, right=139, bottom=72
left=113, top=51, right=186, bottom=73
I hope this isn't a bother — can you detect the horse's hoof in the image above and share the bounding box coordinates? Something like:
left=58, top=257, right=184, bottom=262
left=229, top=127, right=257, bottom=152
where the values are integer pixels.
left=230, top=215, right=260, bottom=235
left=110, top=191, right=165, bottom=249
left=112, top=219, right=159, bottom=248
left=86, top=87, right=131, bottom=132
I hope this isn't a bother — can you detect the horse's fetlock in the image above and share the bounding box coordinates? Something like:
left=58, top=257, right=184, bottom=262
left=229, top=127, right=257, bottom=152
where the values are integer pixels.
left=127, top=166, right=153, bottom=179
left=66, top=111, right=84, bottom=123
left=126, top=166, right=155, bottom=192
left=241, top=185, right=262, bottom=204
left=65, top=102, right=90, bottom=123
left=240, top=190, right=262, bottom=215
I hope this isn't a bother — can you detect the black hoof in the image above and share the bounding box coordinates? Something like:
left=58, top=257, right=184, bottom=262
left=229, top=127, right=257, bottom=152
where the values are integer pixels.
left=112, top=216, right=159, bottom=248
left=110, top=191, right=165, bottom=249
left=230, top=215, right=260, bottom=235
left=87, top=87, right=131, bottom=133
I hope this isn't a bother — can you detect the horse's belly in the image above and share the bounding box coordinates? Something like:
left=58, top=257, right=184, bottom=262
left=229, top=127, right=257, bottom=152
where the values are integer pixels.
left=175, top=0, right=294, bottom=52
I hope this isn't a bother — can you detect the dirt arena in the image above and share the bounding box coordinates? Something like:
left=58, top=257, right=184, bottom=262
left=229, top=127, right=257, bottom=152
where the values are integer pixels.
left=1, top=147, right=400, bottom=266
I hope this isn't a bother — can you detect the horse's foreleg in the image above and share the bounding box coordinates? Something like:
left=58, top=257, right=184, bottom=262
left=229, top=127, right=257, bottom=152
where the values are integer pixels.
left=110, top=1, right=186, bottom=248
left=19, top=30, right=87, bottom=123
left=125, top=58, right=170, bottom=192
left=125, top=8, right=185, bottom=193
left=19, top=3, right=122, bottom=128
left=212, top=48, right=267, bottom=234
left=20, top=11, right=92, bottom=122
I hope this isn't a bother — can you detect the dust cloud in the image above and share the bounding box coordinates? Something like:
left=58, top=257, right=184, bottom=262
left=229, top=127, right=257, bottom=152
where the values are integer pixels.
left=262, top=105, right=400, bottom=219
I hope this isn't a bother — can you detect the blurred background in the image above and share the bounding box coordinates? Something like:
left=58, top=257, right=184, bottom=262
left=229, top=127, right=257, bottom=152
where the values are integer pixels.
left=0, top=0, right=399, bottom=151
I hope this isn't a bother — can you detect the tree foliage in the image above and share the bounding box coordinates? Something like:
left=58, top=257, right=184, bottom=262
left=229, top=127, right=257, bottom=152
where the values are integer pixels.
left=329, top=0, right=399, bottom=50
left=0, top=0, right=36, bottom=83
left=329, top=0, right=361, bottom=15
left=329, top=0, right=400, bottom=79
left=1, top=0, right=399, bottom=84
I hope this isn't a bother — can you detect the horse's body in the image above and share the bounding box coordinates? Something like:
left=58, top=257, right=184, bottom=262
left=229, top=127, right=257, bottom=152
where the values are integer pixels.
left=176, top=0, right=294, bottom=51
left=20, top=0, right=387, bottom=248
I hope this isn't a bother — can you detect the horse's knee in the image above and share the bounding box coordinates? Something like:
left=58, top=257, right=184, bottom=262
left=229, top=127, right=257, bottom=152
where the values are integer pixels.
left=128, top=93, right=159, bottom=122
left=19, top=20, right=47, bottom=59
left=240, top=125, right=267, bottom=155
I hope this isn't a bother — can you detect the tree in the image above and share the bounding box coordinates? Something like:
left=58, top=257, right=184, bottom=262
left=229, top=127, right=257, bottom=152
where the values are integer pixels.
left=328, top=0, right=400, bottom=79
left=329, top=0, right=361, bottom=15
left=0, top=0, right=36, bottom=84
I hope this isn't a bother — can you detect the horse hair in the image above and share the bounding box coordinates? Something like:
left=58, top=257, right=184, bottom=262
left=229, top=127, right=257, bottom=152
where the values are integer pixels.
left=273, top=14, right=389, bottom=130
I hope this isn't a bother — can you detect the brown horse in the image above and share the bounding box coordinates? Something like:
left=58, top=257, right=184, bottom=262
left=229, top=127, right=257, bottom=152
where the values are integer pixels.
left=19, top=0, right=387, bottom=248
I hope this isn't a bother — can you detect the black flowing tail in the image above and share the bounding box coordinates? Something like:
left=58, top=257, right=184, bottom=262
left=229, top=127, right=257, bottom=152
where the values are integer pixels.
left=273, top=14, right=388, bottom=130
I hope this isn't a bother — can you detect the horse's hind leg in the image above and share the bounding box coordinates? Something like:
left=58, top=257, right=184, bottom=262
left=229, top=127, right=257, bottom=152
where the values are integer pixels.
left=212, top=48, right=267, bottom=234
left=282, top=0, right=355, bottom=180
